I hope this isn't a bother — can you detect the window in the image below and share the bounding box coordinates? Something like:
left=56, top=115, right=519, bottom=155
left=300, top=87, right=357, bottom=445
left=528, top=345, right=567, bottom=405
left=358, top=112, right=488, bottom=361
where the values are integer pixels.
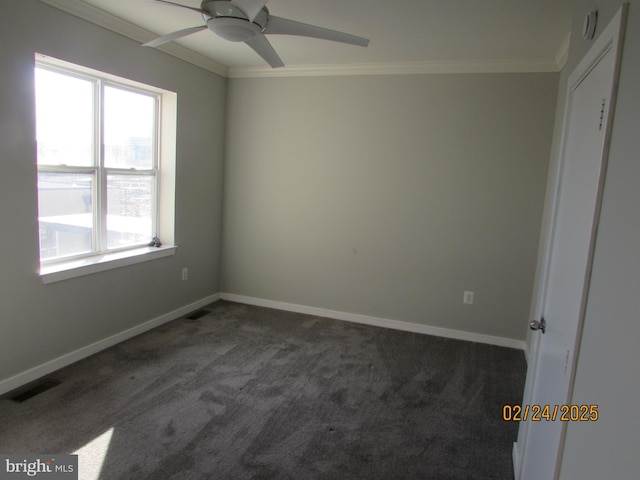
left=35, top=55, right=176, bottom=281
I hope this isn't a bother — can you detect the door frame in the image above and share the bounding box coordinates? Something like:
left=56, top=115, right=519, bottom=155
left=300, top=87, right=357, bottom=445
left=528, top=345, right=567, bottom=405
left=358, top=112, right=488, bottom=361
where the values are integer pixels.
left=513, top=5, right=628, bottom=479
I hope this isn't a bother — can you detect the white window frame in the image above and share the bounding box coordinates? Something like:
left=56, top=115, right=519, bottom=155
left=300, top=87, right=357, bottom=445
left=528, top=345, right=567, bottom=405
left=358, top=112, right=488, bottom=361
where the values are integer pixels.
left=36, top=54, right=177, bottom=283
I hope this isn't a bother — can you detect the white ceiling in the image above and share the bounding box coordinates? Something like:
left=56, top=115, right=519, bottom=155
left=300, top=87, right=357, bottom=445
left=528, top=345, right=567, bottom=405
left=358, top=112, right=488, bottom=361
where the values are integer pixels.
left=43, top=0, right=574, bottom=77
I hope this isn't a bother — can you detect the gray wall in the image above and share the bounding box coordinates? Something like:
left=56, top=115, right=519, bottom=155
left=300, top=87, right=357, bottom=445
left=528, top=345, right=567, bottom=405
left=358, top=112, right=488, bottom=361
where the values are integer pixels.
left=559, top=0, right=640, bottom=478
left=0, top=1, right=226, bottom=383
left=222, top=73, right=558, bottom=340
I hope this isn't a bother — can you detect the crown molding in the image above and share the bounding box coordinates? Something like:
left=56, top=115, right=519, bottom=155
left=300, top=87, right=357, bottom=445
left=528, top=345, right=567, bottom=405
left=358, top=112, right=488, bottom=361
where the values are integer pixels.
left=39, top=0, right=565, bottom=80
left=229, top=59, right=562, bottom=78
left=555, top=33, right=571, bottom=70
left=39, top=0, right=229, bottom=77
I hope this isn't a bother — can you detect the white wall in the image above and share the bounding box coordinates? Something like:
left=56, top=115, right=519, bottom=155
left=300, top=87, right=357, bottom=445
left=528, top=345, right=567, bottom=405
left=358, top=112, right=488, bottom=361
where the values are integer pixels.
left=558, top=0, right=640, bottom=477
left=0, top=1, right=226, bottom=387
left=222, top=73, right=558, bottom=341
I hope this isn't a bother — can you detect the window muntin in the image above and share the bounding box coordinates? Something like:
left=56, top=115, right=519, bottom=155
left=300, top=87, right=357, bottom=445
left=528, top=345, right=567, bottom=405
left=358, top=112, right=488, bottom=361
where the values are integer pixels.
left=35, top=60, right=161, bottom=264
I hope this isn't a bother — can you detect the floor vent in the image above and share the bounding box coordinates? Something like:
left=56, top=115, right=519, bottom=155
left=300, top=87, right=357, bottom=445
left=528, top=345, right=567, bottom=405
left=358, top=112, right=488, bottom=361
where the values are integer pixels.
left=8, top=378, right=62, bottom=403
left=185, top=309, right=209, bottom=320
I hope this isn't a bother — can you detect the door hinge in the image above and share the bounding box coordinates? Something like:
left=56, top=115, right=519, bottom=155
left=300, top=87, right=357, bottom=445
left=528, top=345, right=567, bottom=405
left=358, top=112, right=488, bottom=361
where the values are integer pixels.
left=599, top=98, right=606, bottom=131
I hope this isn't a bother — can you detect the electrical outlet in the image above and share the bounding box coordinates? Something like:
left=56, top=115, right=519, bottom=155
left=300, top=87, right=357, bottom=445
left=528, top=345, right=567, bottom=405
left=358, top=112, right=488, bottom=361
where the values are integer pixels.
left=181, top=267, right=188, bottom=281
left=463, top=291, right=474, bottom=304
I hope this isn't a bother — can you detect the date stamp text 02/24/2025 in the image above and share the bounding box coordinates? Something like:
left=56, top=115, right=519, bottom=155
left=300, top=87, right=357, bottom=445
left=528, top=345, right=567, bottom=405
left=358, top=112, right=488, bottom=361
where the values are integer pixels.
left=502, top=404, right=599, bottom=422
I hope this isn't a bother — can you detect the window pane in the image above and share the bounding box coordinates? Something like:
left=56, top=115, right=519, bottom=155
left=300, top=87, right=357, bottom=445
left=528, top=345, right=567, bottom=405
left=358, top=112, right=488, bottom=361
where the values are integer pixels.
left=35, top=68, right=94, bottom=166
left=104, top=86, right=155, bottom=169
left=107, top=174, right=153, bottom=249
left=38, top=173, right=94, bottom=260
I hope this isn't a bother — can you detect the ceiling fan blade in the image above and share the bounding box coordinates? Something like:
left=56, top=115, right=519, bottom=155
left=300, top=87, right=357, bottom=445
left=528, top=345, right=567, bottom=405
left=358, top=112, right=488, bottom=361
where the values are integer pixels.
left=143, top=25, right=208, bottom=48
left=245, top=32, right=284, bottom=68
left=231, top=0, right=268, bottom=22
left=265, top=16, right=370, bottom=47
left=149, top=0, right=208, bottom=16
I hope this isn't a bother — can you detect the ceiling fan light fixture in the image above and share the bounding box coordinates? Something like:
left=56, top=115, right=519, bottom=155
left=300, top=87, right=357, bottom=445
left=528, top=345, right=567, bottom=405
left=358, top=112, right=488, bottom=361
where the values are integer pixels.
left=206, top=17, right=261, bottom=42
left=145, top=0, right=369, bottom=68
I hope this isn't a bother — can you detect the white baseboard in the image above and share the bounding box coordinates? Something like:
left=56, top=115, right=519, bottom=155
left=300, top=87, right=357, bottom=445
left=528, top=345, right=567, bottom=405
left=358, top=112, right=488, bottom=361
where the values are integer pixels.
left=0, top=293, right=221, bottom=396
left=1, top=291, right=524, bottom=396
left=220, top=293, right=525, bottom=350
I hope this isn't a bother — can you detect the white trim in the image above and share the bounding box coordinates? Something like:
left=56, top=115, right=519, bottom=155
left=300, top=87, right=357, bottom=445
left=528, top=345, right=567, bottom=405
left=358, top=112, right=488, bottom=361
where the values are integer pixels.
left=40, top=246, right=177, bottom=284
left=40, top=0, right=564, bottom=79
left=229, top=59, right=561, bottom=78
left=0, top=293, right=221, bottom=396
left=221, top=293, right=525, bottom=350
left=0, top=290, right=525, bottom=396
left=39, top=0, right=229, bottom=77
left=513, top=442, right=521, bottom=480
left=35, top=54, right=178, bottom=283
left=555, top=34, right=571, bottom=70
left=515, top=6, right=629, bottom=480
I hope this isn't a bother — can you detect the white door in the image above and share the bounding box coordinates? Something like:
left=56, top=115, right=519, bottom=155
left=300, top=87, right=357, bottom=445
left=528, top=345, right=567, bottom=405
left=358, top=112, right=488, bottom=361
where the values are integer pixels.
left=514, top=7, right=627, bottom=480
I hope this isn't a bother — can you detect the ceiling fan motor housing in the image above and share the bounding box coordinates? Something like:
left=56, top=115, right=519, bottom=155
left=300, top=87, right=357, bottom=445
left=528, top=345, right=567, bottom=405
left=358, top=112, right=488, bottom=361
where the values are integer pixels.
left=202, top=1, right=269, bottom=42
left=144, top=0, right=369, bottom=68
left=207, top=17, right=262, bottom=41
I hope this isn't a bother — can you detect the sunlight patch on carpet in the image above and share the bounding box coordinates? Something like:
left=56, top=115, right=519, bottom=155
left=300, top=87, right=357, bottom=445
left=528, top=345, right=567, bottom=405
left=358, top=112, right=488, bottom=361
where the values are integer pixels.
left=72, top=427, right=114, bottom=480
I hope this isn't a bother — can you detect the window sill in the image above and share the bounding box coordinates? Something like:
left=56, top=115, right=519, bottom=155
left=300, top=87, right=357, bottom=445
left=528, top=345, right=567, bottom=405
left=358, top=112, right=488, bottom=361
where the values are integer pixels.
left=40, top=246, right=177, bottom=284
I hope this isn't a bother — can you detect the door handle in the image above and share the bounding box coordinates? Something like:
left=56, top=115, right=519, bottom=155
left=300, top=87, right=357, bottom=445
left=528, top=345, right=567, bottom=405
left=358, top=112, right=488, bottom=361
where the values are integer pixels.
left=529, top=317, right=546, bottom=334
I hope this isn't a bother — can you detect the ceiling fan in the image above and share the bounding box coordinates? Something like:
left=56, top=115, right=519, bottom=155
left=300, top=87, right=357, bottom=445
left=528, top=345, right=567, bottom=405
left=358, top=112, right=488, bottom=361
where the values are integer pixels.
left=143, top=0, right=370, bottom=68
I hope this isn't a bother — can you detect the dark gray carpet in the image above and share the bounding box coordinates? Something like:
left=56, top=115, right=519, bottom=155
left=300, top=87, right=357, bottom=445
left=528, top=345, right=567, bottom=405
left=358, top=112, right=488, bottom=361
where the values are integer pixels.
left=0, top=301, right=526, bottom=479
